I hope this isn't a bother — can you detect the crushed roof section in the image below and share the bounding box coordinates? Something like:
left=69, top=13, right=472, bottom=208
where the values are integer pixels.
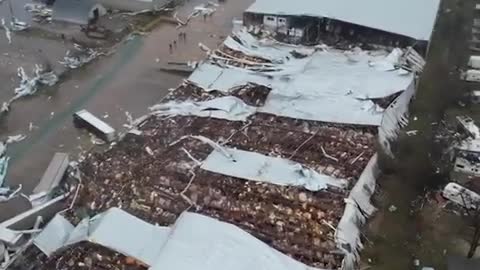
left=188, top=31, right=414, bottom=126
left=245, top=0, right=440, bottom=41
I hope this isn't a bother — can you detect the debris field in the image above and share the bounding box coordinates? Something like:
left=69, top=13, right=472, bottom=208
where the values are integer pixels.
left=15, top=80, right=377, bottom=269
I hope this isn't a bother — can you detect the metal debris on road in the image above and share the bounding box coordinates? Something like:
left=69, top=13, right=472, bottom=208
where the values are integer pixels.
left=1, top=18, right=12, bottom=44
left=11, top=65, right=58, bottom=103
left=1, top=17, right=29, bottom=44
left=59, top=44, right=103, bottom=69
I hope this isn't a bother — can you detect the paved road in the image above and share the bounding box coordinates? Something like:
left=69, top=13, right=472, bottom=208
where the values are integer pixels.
left=2, top=0, right=253, bottom=197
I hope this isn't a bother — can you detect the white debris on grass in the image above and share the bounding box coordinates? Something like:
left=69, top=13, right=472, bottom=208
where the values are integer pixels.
left=149, top=96, right=256, bottom=122
left=201, top=146, right=347, bottom=190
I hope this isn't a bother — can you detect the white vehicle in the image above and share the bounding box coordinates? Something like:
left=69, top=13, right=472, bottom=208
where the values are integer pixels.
left=73, top=110, right=116, bottom=142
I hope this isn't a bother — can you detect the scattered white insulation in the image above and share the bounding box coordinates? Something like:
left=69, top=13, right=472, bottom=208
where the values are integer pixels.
left=35, top=208, right=323, bottom=270
left=14, top=66, right=58, bottom=101
left=1, top=17, right=29, bottom=44
left=201, top=147, right=347, bottom=190
left=336, top=155, right=378, bottom=269
left=2, top=66, right=58, bottom=113
left=442, top=182, right=480, bottom=209
left=59, top=44, right=102, bottom=69
left=149, top=96, right=256, bottom=121
left=378, top=80, right=416, bottom=156
left=1, top=18, right=12, bottom=44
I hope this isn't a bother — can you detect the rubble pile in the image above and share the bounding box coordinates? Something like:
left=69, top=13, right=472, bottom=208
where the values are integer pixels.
left=166, top=82, right=271, bottom=107
left=218, top=44, right=272, bottom=64
left=21, top=106, right=375, bottom=269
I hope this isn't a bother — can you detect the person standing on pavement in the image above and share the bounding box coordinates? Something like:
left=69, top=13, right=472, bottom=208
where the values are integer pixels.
left=169, top=43, right=173, bottom=53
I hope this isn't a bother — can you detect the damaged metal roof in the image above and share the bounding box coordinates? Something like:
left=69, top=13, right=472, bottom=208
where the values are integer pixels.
left=201, top=146, right=347, bottom=190
left=188, top=30, right=415, bottom=126
left=245, top=0, right=440, bottom=41
left=35, top=208, right=324, bottom=270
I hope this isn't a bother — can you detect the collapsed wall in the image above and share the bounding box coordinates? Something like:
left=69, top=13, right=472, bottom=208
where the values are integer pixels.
left=378, top=78, right=417, bottom=156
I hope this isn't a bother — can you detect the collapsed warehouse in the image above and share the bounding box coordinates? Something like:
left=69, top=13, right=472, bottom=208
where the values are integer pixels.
left=2, top=26, right=425, bottom=270
left=0, top=0, right=442, bottom=267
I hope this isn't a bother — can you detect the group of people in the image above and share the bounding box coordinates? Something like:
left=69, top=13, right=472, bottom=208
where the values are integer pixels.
left=169, top=31, right=187, bottom=53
